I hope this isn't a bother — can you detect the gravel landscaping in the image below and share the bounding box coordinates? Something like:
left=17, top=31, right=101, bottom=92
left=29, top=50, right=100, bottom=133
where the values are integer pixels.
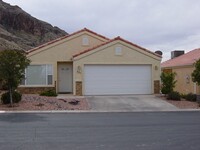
left=158, top=95, right=200, bottom=109
left=166, top=99, right=200, bottom=109
left=0, top=94, right=90, bottom=111
left=0, top=91, right=199, bottom=111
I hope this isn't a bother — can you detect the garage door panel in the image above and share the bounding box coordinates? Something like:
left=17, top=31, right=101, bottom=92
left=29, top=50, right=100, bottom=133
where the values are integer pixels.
left=84, top=65, right=152, bottom=95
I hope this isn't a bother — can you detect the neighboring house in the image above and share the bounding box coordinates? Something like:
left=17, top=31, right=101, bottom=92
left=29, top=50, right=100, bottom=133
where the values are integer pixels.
left=18, top=28, right=162, bottom=96
left=161, top=49, right=200, bottom=94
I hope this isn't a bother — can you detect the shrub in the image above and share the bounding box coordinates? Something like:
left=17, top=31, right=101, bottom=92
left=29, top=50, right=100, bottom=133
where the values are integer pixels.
left=192, top=59, right=200, bottom=86
left=167, top=91, right=181, bottom=101
left=1, top=91, right=22, bottom=104
left=160, top=72, right=176, bottom=94
left=40, top=90, right=57, bottom=97
left=161, top=88, right=169, bottom=95
left=185, top=93, right=196, bottom=102
left=181, top=94, right=186, bottom=99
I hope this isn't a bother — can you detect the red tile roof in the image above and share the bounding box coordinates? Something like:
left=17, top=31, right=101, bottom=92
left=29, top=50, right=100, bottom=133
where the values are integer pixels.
left=73, top=36, right=162, bottom=58
left=161, top=48, right=200, bottom=68
left=27, top=28, right=110, bottom=54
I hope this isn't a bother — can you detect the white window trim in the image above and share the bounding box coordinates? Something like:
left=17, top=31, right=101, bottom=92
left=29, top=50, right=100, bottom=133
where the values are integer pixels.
left=47, top=64, right=53, bottom=85
left=21, top=64, right=53, bottom=86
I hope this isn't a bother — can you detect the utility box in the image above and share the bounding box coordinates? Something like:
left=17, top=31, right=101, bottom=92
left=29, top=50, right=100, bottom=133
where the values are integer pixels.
left=171, top=50, right=184, bottom=59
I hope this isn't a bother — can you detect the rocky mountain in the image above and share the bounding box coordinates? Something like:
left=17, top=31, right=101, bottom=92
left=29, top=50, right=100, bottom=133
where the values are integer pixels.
left=0, top=0, right=67, bottom=51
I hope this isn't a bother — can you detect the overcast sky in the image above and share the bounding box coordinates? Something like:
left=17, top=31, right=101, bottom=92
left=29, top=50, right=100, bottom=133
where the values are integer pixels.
left=4, top=0, right=200, bottom=61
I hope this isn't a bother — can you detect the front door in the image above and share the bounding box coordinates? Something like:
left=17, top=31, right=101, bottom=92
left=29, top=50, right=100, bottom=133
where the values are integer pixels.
left=58, top=63, right=73, bottom=93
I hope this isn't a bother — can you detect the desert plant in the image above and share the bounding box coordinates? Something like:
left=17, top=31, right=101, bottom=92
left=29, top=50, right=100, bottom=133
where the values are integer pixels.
left=1, top=91, right=22, bottom=104
left=185, top=93, right=196, bottom=102
left=180, top=93, right=187, bottom=99
left=167, top=91, right=181, bottom=101
left=40, top=90, right=57, bottom=97
left=160, top=72, right=177, bottom=95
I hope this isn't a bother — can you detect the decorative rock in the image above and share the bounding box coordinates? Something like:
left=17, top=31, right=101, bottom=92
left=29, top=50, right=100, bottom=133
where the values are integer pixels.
left=68, top=100, right=80, bottom=105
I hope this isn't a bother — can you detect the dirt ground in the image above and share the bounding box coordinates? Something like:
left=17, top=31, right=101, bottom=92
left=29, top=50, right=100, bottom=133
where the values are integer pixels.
left=0, top=94, right=90, bottom=111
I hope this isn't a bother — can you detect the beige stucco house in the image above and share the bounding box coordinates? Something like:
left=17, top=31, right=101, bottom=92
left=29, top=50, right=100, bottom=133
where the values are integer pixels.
left=18, top=28, right=162, bottom=96
left=161, top=49, right=200, bottom=94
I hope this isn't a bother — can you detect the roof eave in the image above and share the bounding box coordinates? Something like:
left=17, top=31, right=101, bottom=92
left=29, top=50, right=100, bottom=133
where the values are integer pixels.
left=73, top=36, right=162, bottom=60
left=26, top=28, right=110, bottom=55
left=162, top=63, right=194, bottom=68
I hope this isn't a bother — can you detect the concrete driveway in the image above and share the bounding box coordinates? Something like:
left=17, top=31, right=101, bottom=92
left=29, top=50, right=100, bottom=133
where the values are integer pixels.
left=87, top=95, right=178, bottom=111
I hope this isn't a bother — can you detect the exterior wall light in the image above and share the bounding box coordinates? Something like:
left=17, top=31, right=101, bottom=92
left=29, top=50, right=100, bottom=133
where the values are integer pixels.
left=77, top=66, right=82, bottom=73
left=155, top=66, right=158, bottom=70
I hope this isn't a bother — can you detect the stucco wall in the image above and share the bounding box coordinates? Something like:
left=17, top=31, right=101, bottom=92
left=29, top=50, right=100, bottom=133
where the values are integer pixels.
left=24, top=31, right=107, bottom=92
left=73, top=40, right=161, bottom=95
left=28, top=32, right=107, bottom=62
left=23, top=30, right=161, bottom=95
left=172, top=66, right=200, bottom=94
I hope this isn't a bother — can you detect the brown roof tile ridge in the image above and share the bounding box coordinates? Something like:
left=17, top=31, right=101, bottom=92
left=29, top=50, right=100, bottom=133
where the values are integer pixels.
left=83, top=28, right=110, bottom=40
left=114, top=36, right=162, bottom=58
left=27, top=28, right=110, bottom=54
left=26, top=34, right=68, bottom=54
left=26, top=29, right=87, bottom=54
left=73, top=36, right=161, bottom=58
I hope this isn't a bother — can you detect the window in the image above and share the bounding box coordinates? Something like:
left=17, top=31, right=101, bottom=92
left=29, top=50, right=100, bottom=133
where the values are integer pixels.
left=115, top=46, right=122, bottom=55
left=47, top=64, right=53, bottom=85
left=21, top=64, right=53, bottom=85
left=82, top=36, right=89, bottom=46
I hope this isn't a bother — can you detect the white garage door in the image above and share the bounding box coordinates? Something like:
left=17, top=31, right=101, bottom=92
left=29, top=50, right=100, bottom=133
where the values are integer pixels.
left=84, top=65, right=152, bottom=95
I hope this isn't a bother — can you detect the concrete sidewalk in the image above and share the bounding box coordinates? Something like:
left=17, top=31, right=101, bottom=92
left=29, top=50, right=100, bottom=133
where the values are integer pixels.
left=87, top=95, right=178, bottom=111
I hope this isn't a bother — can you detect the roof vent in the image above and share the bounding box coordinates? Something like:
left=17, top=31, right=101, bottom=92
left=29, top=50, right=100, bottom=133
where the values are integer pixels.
left=155, top=50, right=163, bottom=56
left=171, top=50, right=184, bottom=59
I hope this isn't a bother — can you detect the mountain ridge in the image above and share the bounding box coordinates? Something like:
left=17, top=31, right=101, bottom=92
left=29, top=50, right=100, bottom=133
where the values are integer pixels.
left=0, top=0, right=67, bottom=51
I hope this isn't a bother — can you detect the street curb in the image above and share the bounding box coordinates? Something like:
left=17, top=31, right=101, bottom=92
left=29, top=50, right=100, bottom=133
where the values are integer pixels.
left=0, top=109, right=200, bottom=114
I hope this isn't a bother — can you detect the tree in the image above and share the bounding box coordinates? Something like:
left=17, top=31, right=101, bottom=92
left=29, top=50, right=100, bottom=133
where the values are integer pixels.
left=0, top=50, right=30, bottom=106
left=192, top=59, right=200, bottom=85
left=160, top=72, right=176, bottom=95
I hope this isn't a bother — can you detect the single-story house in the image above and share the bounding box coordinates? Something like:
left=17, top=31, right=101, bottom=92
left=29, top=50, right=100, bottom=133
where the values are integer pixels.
left=161, top=49, right=200, bottom=94
left=18, top=28, right=162, bottom=96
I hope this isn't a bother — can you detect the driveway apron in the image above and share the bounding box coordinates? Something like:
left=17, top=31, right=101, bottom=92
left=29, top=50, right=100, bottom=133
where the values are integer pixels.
left=86, top=95, right=178, bottom=111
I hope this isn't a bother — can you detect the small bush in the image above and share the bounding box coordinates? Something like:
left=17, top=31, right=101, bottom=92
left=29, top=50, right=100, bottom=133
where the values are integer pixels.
left=181, top=94, right=186, bottom=99
left=161, top=88, right=169, bottom=95
left=1, top=91, right=22, bottom=104
left=185, top=93, right=196, bottom=102
left=40, top=90, right=57, bottom=97
left=167, top=91, right=181, bottom=101
left=160, top=72, right=176, bottom=94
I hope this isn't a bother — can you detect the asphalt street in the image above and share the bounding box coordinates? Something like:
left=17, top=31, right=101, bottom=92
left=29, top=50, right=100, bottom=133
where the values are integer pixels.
left=0, top=112, right=200, bottom=150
